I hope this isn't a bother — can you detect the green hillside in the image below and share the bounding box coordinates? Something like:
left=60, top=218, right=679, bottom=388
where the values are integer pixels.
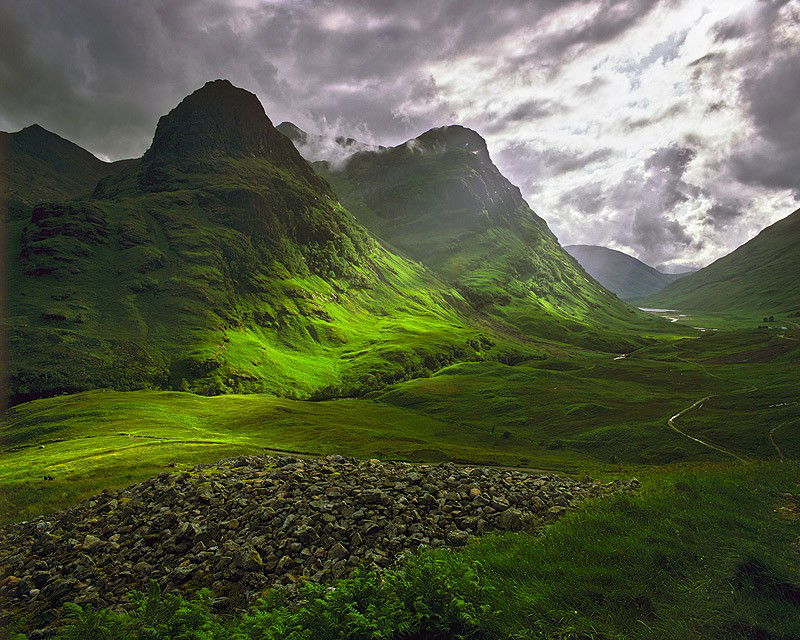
left=280, top=123, right=666, bottom=348
left=0, top=124, right=134, bottom=221
left=643, top=208, right=800, bottom=315
left=7, top=80, right=529, bottom=405
left=564, top=244, right=690, bottom=300
left=4, top=322, right=798, bottom=525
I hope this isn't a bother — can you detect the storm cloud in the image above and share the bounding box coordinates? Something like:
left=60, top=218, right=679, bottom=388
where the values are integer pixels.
left=1, top=0, right=798, bottom=269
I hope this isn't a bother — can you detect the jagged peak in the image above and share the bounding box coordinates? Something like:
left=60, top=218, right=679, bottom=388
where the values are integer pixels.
left=411, top=125, right=489, bottom=156
left=144, top=79, right=290, bottom=162
left=276, top=121, right=308, bottom=144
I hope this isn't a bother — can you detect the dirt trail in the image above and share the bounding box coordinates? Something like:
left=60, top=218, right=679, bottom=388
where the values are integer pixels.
left=769, top=418, right=800, bottom=463
left=768, top=423, right=786, bottom=462
left=667, top=396, right=749, bottom=464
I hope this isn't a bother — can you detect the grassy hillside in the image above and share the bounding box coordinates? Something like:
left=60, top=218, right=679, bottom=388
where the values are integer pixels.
left=643, top=208, right=800, bottom=315
left=4, top=322, right=797, bottom=525
left=565, top=244, right=690, bottom=300
left=285, top=124, right=671, bottom=349
left=7, top=81, right=530, bottom=405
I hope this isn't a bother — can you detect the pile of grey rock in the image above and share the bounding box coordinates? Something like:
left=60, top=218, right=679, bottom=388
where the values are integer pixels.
left=0, top=454, right=637, bottom=631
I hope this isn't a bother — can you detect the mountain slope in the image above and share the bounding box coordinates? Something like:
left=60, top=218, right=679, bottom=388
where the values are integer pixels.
left=292, top=124, right=662, bottom=347
left=642, top=208, right=800, bottom=315
left=7, top=80, right=526, bottom=405
left=0, top=124, right=133, bottom=220
left=564, top=244, right=690, bottom=300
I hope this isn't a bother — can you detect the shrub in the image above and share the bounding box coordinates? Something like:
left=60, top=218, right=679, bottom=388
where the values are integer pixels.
left=47, top=556, right=493, bottom=640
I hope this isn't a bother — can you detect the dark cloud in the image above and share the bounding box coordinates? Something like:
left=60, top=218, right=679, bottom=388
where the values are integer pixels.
left=495, top=144, right=614, bottom=193
left=481, top=99, right=568, bottom=134
left=626, top=208, right=698, bottom=266
left=622, top=102, right=686, bottom=130
left=557, top=144, right=705, bottom=265
left=688, top=52, right=723, bottom=67
left=558, top=182, right=606, bottom=214
left=732, top=52, right=800, bottom=195
left=712, top=18, right=748, bottom=42
left=504, top=99, right=562, bottom=122
left=539, top=0, right=664, bottom=57
left=588, top=150, right=699, bottom=263
left=704, top=203, right=744, bottom=229
left=574, top=77, right=607, bottom=95
left=697, top=1, right=800, bottom=198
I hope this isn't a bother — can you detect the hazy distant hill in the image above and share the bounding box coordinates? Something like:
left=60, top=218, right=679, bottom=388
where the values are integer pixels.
left=642, top=208, right=800, bottom=315
left=564, top=245, right=691, bottom=300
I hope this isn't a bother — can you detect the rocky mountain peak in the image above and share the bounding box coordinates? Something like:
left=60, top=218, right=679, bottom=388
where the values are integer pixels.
left=144, top=79, right=294, bottom=163
left=413, top=125, right=489, bottom=159
left=276, top=121, right=308, bottom=145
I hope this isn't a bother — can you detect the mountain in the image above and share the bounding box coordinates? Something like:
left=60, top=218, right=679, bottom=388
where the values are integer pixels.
left=277, top=120, right=385, bottom=167
left=563, top=245, right=691, bottom=300
left=642, top=208, right=800, bottom=315
left=0, top=124, right=134, bottom=220
left=7, top=80, right=525, bottom=405
left=289, top=123, right=660, bottom=347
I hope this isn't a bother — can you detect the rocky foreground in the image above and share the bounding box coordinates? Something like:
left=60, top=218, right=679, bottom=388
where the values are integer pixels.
left=0, top=454, right=637, bottom=632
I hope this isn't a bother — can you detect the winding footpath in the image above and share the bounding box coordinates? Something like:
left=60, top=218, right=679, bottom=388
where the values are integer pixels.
left=667, top=396, right=749, bottom=464
left=768, top=423, right=786, bottom=462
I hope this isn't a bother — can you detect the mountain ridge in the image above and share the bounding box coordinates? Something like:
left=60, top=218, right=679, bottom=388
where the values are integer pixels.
left=564, top=244, right=692, bottom=300
left=1, top=123, right=135, bottom=219
left=291, top=122, right=662, bottom=347
left=641, top=208, right=800, bottom=314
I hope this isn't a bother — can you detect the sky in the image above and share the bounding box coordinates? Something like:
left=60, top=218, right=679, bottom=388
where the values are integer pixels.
left=1, top=0, right=798, bottom=271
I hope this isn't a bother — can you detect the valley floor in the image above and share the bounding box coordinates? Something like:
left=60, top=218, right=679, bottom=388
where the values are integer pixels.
left=1, top=312, right=799, bottom=638
left=2, top=320, right=798, bottom=525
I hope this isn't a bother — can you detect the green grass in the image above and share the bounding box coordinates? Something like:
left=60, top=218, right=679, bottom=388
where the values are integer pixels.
left=12, top=463, right=800, bottom=640
left=3, top=324, right=797, bottom=526
left=0, top=388, right=589, bottom=524
left=429, top=462, right=800, bottom=639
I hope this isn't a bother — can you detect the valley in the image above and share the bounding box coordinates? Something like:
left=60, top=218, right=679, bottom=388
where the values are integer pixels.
left=3, top=316, right=797, bottom=526
left=2, top=76, right=799, bottom=639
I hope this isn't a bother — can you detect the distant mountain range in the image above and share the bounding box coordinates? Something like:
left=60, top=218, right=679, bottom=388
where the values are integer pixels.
left=563, top=245, right=692, bottom=300
left=642, top=208, right=800, bottom=315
